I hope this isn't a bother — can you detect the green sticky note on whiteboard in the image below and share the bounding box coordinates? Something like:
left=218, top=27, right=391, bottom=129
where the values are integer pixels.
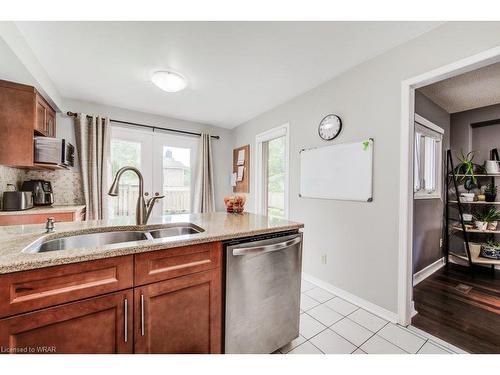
left=362, top=141, right=370, bottom=151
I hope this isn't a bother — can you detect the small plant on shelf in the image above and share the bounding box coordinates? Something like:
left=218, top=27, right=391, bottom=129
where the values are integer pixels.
left=473, top=206, right=500, bottom=231
left=484, top=183, right=497, bottom=202
left=454, top=151, right=486, bottom=191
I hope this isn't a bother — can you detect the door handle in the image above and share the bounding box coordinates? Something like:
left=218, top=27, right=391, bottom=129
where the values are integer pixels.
left=232, top=236, right=302, bottom=256
left=124, top=298, right=128, bottom=343
left=140, top=294, right=145, bottom=336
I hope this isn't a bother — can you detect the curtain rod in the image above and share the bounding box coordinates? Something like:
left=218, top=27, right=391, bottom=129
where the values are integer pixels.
left=66, top=111, right=220, bottom=140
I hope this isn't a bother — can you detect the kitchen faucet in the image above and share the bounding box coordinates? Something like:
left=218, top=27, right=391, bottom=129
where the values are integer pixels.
left=108, top=166, right=164, bottom=225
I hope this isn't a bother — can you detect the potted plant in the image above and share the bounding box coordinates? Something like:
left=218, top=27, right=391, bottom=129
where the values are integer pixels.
left=484, top=183, right=497, bottom=202
left=474, top=206, right=500, bottom=231
left=480, top=240, right=500, bottom=260
left=454, top=151, right=486, bottom=192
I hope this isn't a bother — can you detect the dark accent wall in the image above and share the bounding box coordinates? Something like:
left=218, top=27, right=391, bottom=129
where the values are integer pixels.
left=451, top=102, right=500, bottom=162
left=413, top=91, right=450, bottom=274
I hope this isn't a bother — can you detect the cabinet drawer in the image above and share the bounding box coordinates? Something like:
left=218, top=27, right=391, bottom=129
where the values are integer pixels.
left=0, top=212, right=75, bottom=227
left=135, top=242, right=222, bottom=286
left=0, top=255, right=133, bottom=318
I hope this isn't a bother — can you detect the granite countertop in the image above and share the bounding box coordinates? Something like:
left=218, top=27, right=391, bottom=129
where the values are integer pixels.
left=0, top=205, right=86, bottom=216
left=0, top=212, right=303, bottom=274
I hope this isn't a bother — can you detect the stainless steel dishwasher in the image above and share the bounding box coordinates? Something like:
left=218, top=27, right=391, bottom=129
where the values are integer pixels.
left=224, top=231, right=303, bottom=354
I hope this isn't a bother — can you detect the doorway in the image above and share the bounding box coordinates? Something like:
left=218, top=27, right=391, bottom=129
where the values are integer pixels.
left=255, top=123, right=290, bottom=219
left=400, top=47, right=500, bottom=353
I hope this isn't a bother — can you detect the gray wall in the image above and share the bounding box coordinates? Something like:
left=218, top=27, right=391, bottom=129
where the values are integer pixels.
left=231, top=22, right=500, bottom=314
left=58, top=98, right=234, bottom=212
left=413, top=91, right=450, bottom=273
left=451, top=102, right=500, bottom=162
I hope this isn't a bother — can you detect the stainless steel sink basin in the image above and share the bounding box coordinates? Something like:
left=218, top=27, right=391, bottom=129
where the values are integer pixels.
left=23, top=223, right=205, bottom=253
left=148, top=225, right=203, bottom=239
left=25, top=231, right=149, bottom=253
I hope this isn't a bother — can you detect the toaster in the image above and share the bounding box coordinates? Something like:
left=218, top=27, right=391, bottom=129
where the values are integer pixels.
left=2, top=191, right=33, bottom=211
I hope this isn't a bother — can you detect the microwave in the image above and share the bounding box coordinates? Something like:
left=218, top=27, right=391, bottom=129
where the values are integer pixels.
left=34, top=137, right=75, bottom=168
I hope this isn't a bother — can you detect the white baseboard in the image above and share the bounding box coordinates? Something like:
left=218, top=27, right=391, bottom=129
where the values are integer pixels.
left=411, top=301, right=418, bottom=318
left=302, top=272, right=399, bottom=323
left=413, top=257, right=445, bottom=286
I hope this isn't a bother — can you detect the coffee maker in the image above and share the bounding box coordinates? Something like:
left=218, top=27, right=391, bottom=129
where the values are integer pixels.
left=21, top=180, right=54, bottom=206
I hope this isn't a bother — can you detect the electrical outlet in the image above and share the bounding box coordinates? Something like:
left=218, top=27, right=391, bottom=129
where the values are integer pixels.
left=439, top=238, right=443, bottom=248
left=321, top=254, right=327, bottom=264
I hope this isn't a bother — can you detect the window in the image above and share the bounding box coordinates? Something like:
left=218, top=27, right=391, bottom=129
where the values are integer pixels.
left=413, top=115, right=443, bottom=199
left=256, top=124, right=289, bottom=219
left=109, top=126, right=197, bottom=218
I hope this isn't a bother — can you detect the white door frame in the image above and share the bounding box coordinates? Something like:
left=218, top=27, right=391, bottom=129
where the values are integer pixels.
left=398, top=45, right=500, bottom=325
left=255, top=123, right=290, bottom=218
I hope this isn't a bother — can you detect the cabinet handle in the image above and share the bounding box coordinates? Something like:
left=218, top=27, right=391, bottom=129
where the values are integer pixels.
left=124, top=298, right=128, bottom=343
left=140, top=294, right=145, bottom=336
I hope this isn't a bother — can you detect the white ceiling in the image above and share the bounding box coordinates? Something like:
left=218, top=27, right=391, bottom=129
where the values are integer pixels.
left=16, top=21, right=441, bottom=128
left=419, top=61, right=500, bottom=114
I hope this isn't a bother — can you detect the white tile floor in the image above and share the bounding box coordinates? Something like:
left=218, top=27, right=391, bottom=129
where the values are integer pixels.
left=277, top=279, right=461, bottom=354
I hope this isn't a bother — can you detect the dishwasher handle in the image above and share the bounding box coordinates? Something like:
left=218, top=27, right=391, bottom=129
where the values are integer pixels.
left=232, top=236, right=302, bottom=256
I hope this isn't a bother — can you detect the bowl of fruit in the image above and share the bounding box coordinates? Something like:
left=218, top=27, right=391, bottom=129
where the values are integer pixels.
left=224, top=195, right=246, bottom=214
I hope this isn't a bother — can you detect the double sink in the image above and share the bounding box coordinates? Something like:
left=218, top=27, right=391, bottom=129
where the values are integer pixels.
left=23, top=223, right=204, bottom=253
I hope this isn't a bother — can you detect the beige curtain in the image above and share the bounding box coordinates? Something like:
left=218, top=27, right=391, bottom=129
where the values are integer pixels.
left=74, top=114, right=110, bottom=220
left=193, top=133, right=215, bottom=213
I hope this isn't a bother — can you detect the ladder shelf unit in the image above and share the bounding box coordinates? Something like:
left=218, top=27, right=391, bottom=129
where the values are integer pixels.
left=445, top=148, right=500, bottom=270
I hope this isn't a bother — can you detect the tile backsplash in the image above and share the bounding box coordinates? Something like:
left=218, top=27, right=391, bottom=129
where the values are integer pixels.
left=24, top=169, right=84, bottom=206
left=0, top=166, right=84, bottom=208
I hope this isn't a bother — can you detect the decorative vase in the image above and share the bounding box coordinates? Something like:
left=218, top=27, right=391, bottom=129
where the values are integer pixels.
left=485, top=193, right=497, bottom=202
left=461, top=213, right=473, bottom=223
left=475, top=221, right=487, bottom=231
left=460, top=193, right=475, bottom=202
left=487, top=221, right=498, bottom=231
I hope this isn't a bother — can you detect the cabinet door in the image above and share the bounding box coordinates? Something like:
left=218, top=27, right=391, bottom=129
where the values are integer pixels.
left=0, top=290, right=133, bottom=354
left=0, top=82, right=35, bottom=166
left=134, top=269, right=221, bottom=354
left=34, top=96, right=47, bottom=135
left=46, top=108, right=56, bottom=137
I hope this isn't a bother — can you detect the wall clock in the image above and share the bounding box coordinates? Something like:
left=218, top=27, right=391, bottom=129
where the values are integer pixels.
left=318, top=114, right=342, bottom=141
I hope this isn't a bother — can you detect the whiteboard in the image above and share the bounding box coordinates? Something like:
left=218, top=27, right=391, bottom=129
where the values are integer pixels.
left=299, top=139, right=373, bottom=202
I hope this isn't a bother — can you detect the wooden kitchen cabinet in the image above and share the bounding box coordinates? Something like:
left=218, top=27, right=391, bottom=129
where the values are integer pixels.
left=0, top=79, right=56, bottom=167
left=135, top=242, right=222, bottom=286
left=0, top=255, right=134, bottom=318
left=134, top=268, right=222, bottom=354
left=34, top=92, right=56, bottom=137
left=0, top=211, right=80, bottom=226
left=0, top=241, right=223, bottom=354
left=0, top=290, right=133, bottom=354
left=46, top=109, right=56, bottom=137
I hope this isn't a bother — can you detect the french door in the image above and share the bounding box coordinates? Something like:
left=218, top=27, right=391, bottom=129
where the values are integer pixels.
left=109, top=126, right=198, bottom=218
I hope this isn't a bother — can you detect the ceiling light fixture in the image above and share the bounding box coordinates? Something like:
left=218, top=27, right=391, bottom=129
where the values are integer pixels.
left=151, top=70, right=188, bottom=93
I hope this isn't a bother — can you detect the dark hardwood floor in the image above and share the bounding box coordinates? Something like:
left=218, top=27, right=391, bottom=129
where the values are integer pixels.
left=412, top=263, right=500, bottom=353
